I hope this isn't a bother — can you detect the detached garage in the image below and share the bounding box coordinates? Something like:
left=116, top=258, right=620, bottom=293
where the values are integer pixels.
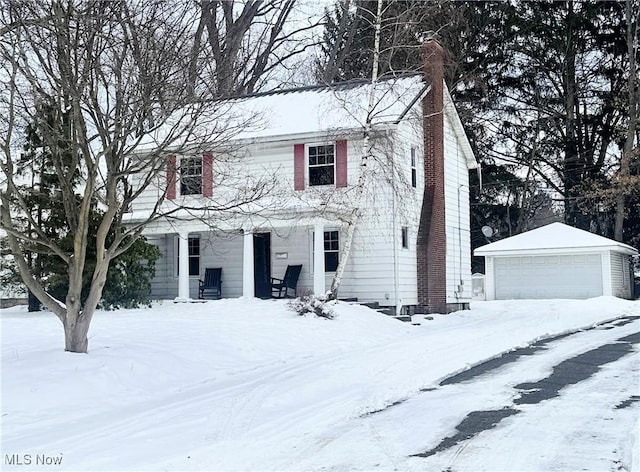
left=475, top=223, right=637, bottom=300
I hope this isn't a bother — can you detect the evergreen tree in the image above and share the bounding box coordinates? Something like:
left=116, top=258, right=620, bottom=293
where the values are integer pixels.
left=1, top=111, right=160, bottom=311
left=316, top=0, right=638, bottom=246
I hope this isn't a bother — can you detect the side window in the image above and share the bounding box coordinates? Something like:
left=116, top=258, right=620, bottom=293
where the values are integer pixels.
left=180, top=156, right=202, bottom=195
left=176, top=236, right=200, bottom=277
left=324, top=230, right=339, bottom=271
left=401, top=226, right=409, bottom=249
left=410, top=147, right=417, bottom=188
left=188, top=237, right=200, bottom=276
left=308, top=144, right=335, bottom=186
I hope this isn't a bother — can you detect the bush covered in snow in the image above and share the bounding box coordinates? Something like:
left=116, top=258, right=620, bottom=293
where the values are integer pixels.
left=288, top=293, right=336, bottom=319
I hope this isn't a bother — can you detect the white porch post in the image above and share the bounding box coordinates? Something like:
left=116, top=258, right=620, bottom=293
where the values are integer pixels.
left=176, top=232, right=190, bottom=301
left=313, top=222, right=325, bottom=295
left=243, top=229, right=255, bottom=297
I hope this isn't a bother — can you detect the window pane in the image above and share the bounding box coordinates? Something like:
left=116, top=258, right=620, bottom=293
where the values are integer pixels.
left=189, top=257, right=199, bottom=276
left=180, top=157, right=202, bottom=195
left=411, top=169, right=417, bottom=188
left=325, top=252, right=338, bottom=272
left=181, top=177, right=202, bottom=195
left=309, top=145, right=336, bottom=186
left=309, top=166, right=334, bottom=186
left=188, top=237, right=200, bottom=256
left=326, top=147, right=334, bottom=163
left=324, top=231, right=339, bottom=251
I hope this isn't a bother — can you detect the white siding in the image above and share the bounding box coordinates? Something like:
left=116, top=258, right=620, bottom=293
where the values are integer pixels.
left=610, top=252, right=632, bottom=299
left=443, top=112, right=472, bottom=304
left=389, top=115, right=424, bottom=307
left=199, top=232, right=244, bottom=298
left=148, top=235, right=177, bottom=299
left=137, top=100, right=473, bottom=308
left=130, top=138, right=363, bottom=220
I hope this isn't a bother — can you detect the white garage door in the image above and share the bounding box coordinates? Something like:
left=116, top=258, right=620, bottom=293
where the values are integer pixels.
left=494, top=254, right=603, bottom=299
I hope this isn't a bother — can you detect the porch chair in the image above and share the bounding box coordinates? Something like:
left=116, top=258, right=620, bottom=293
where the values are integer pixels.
left=199, top=267, right=222, bottom=299
left=271, top=264, right=302, bottom=298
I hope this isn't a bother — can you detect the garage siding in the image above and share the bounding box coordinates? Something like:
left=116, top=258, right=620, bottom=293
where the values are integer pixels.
left=494, top=254, right=603, bottom=299
left=610, top=253, right=632, bottom=298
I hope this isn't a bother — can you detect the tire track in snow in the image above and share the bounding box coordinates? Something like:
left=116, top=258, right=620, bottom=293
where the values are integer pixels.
left=275, top=319, right=639, bottom=471
left=411, top=323, right=639, bottom=467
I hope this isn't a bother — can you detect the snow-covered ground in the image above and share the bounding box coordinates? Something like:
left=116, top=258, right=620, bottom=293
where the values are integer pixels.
left=1, top=296, right=638, bottom=471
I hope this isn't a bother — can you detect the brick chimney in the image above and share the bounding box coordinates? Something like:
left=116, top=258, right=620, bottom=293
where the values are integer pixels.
left=417, top=40, right=447, bottom=313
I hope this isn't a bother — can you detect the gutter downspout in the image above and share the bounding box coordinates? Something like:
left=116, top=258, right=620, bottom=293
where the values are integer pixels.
left=391, top=138, right=401, bottom=316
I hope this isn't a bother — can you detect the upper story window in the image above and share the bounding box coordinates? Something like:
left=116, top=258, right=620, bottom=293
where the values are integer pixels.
left=410, top=147, right=417, bottom=188
left=309, top=144, right=335, bottom=186
left=180, top=156, right=202, bottom=195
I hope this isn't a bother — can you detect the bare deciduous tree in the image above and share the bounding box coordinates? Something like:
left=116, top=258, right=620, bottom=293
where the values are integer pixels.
left=614, top=0, right=640, bottom=241
left=188, top=0, right=321, bottom=96
left=326, top=0, right=383, bottom=299
left=0, top=1, right=270, bottom=353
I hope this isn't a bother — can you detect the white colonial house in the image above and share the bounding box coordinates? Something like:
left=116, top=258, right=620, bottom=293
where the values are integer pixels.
left=127, top=41, right=478, bottom=314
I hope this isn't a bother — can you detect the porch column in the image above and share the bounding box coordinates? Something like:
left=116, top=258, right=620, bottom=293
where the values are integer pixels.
left=176, top=232, right=190, bottom=301
left=313, top=222, right=325, bottom=295
left=243, top=229, right=255, bottom=297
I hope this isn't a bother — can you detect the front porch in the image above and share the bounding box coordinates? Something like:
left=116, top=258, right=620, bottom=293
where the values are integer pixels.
left=145, top=221, right=338, bottom=302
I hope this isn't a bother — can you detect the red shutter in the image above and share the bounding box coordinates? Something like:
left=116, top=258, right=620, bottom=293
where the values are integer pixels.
left=203, top=152, right=213, bottom=197
left=294, top=143, right=305, bottom=191
left=167, top=155, right=176, bottom=200
left=336, top=140, right=347, bottom=188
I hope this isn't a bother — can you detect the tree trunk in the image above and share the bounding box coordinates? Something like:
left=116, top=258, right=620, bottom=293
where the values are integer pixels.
left=564, top=0, right=583, bottom=229
left=63, top=310, right=91, bottom=353
left=27, top=290, right=41, bottom=312
left=327, top=0, right=383, bottom=300
left=614, top=0, right=638, bottom=241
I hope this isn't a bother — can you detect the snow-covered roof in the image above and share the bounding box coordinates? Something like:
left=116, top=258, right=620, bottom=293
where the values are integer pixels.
left=475, top=222, right=638, bottom=256
left=233, top=75, right=430, bottom=140
left=137, top=76, right=431, bottom=151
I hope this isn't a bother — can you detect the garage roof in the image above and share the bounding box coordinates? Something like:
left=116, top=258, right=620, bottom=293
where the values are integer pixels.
left=475, top=222, right=638, bottom=256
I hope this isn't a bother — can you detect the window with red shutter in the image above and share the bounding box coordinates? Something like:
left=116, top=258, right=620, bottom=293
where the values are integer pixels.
left=294, top=144, right=305, bottom=190
left=167, top=155, right=177, bottom=200
left=203, top=153, right=213, bottom=197
left=335, top=140, right=347, bottom=187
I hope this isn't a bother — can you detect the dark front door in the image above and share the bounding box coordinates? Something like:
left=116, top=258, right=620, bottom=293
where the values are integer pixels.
left=253, top=232, right=271, bottom=298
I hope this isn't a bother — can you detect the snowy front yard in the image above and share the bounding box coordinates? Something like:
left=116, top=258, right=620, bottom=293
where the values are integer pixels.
left=2, top=297, right=639, bottom=471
